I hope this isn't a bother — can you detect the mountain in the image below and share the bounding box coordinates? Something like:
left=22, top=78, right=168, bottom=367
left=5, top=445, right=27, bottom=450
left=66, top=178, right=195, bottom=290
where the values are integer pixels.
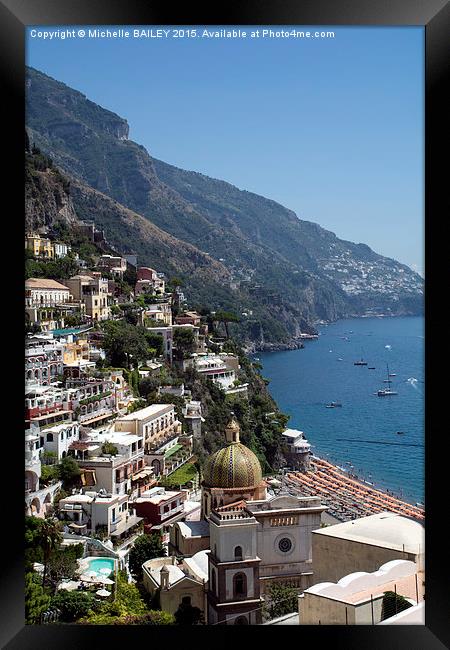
left=25, top=66, right=424, bottom=346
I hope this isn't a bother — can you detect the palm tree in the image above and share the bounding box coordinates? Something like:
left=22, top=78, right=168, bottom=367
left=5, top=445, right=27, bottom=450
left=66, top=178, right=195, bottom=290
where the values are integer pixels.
left=38, top=518, right=63, bottom=587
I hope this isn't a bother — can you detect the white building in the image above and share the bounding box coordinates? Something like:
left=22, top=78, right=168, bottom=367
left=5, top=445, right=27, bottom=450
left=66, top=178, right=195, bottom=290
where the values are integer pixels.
left=281, top=429, right=312, bottom=471
left=114, top=403, right=182, bottom=456
left=59, top=491, right=142, bottom=539
left=42, top=421, right=80, bottom=460
left=69, top=429, right=146, bottom=498
left=299, top=559, right=423, bottom=625
left=188, top=353, right=237, bottom=390
left=25, top=278, right=72, bottom=307
left=53, top=242, right=71, bottom=259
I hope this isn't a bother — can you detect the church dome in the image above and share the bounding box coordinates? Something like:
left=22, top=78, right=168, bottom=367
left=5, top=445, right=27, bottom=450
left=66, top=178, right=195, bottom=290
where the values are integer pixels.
left=203, top=441, right=262, bottom=489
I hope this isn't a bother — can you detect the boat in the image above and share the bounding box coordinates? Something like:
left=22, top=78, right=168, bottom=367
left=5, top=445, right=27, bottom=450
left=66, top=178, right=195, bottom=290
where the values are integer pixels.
left=389, top=373, right=396, bottom=377
left=326, top=401, right=342, bottom=408
left=354, top=348, right=368, bottom=366
left=396, top=431, right=405, bottom=435
left=368, top=367, right=376, bottom=370
left=376, top=365, right=398, bottom=396
left=338, top=357, right=343, bottom=361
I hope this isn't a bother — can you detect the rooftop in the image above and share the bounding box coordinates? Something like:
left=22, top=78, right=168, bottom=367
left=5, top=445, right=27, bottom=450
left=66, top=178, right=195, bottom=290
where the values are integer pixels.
left=176, top=520, right=210, bottom=539
left=282, top=428, right=305, bottom=439
left=26, top=278, right=71, bottom=290
left=312, top=511, right=424, bottom=553
left=116, top=403, right=174, bottom=421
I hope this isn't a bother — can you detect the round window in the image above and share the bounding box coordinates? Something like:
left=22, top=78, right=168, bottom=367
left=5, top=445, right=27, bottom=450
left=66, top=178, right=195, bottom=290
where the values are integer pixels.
left=278, top=537, right=292, bottom=553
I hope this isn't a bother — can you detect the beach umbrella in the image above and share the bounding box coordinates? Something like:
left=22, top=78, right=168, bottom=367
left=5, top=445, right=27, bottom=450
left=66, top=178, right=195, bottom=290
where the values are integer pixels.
left=98, top=576, right=114, bottom=585
left=79, top=573, right=98, bottom=583
left=95, top=589, right=111, bottom=598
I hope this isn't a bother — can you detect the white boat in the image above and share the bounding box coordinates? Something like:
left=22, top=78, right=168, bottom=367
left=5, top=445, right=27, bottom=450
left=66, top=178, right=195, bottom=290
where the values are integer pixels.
left=377, top=364, right=398, bottom=396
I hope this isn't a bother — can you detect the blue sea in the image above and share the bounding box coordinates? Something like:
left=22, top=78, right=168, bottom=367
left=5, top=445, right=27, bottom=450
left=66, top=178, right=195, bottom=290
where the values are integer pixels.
left=257, top=316, right=424, bottom=505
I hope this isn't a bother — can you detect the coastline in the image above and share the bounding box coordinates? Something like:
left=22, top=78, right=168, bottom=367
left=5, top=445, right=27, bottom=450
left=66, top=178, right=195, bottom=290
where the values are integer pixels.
left=283, top=456, right=424, bottom=523
left=254, top=315, right=424, bottom=505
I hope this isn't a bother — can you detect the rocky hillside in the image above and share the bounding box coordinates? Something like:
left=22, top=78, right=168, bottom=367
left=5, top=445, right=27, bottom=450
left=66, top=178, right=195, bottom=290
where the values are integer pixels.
left=25, top=132, right=78, bottom=233
left=25, top=66, right=424, bottom=345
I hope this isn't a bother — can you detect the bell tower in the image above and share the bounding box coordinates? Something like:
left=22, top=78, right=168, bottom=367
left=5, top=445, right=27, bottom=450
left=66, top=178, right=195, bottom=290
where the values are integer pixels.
left=207, top=505, right=263, bottom=625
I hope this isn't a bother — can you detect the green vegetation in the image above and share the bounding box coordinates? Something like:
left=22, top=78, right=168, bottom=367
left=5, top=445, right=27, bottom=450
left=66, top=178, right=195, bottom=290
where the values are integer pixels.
left=101, top=442, right=119, bottom=456
left=78, top=570, right=171, bottom=625
left=263, top=583, right=299, bottom=621
left=101, top=320, right=150, bottom=369
left=58, top=456, right=81, bottom=489
left=51, top=590, right=97, bottom=623
left=160, top=462, right=198, bottom=488
left=25, top=571, right=51, bottom=624
left=25, top=254, right=80, bottom=281
left=381, top=591, right=413, bottom=621
left=25, top=516, right=63, bottom=587
left=174, top=601, right=204, bottom=625
left=128, top=534, right=166, bottom=582
left=46, top=544, right=84, bottom=593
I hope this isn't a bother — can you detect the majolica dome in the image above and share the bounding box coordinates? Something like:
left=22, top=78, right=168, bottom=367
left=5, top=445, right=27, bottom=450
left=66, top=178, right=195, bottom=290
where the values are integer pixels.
left=203, top=441, right=262, bottom=489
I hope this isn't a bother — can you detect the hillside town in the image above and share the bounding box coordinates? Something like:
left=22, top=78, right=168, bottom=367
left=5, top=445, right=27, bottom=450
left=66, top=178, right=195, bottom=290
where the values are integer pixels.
left=25, top=225, right=425, bottom=626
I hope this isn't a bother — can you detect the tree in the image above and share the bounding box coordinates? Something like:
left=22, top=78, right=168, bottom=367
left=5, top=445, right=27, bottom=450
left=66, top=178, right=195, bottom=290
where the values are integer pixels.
left=25, top=572, right=51, bottom=624
left=214, top=310, right=240, bottom=338
left=51, top=590, right=96, bottom=622
left=143, top=331, right=164, bottom=357
left=47, top=544, right=84, bottom=593
left=174, top=601, right=204, bottom=625
left=39, top=464, right=60, bottom=486
left=263, top=583, right=299, bottom=621
left=31, top=518, right=63, bottom=588
left=79, top=570, right=149, bottom=624
left=101, top=442, right=119, bottom=456
left=128, top=534, right=166, bottom=581
left=115, top=611, right=176, bottom=625
left=173, top=327, right=196, bottom=358
left=381, top=591, right=413, bottom=621
left=102, top=321, right=149, bottom=369
left=57, top=456, right=81, bottom=489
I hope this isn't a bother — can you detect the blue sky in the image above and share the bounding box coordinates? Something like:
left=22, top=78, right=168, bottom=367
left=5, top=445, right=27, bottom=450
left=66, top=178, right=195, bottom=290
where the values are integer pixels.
left=26, top=26, right=424, bottom=275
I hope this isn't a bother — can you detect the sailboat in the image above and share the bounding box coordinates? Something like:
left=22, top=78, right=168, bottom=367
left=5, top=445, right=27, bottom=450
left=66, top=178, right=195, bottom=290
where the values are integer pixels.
left=354, top=348, right=368, bottom=366
left=376, top=365, right=398, bottom=396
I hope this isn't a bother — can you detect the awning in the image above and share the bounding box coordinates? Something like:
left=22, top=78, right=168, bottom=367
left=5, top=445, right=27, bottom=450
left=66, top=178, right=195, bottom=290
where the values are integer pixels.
left=131, top=468, right=154, bottom=481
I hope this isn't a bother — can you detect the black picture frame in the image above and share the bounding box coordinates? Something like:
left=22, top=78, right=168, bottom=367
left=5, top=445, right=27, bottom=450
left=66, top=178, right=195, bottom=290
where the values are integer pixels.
left=2, top=0, right=448, bottom=647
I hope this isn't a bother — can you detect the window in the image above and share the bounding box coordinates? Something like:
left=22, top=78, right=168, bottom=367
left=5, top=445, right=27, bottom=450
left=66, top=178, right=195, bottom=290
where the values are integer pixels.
left=234, top=546, right=243, bottom=561
left=211, top=569, right=216, bottom=595
left=278, top=537, right=293, bottom=553
left=233, top=573, right=247, bottom=599
left=46, top=433, right=54, bottom=442
left=235, top=616, right=248, bottom=625
left=181, top=596, right=191, bottom=606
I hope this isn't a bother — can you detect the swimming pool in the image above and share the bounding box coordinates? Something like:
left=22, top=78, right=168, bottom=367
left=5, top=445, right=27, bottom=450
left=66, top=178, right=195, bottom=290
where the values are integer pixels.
left=79, top=556, right=115, bottom=577
left=88, top=557, right=115, bottom=574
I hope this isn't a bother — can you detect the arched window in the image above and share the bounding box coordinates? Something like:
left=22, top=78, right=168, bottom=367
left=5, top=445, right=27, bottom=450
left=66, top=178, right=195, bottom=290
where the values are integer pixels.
left=46, top=433, right=53, bottom=442
left=181, top=596, right=191, bottom=606
left=234, top=546, right=243, bottom=561
left=233, top=572, right=247, bottom=599
left=235, top=616, right=248, bottom=625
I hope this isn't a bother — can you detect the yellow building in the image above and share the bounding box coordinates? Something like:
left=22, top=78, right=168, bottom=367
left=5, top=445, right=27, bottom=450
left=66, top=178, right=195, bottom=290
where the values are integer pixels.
left=25, top=234, right=55, bottom=259
left=63, top=338, right=90, bottom=365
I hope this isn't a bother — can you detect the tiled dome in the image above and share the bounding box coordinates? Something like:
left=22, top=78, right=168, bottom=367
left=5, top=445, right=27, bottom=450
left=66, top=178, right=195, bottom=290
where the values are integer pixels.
left=203, top=442, right=262, bottom=489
